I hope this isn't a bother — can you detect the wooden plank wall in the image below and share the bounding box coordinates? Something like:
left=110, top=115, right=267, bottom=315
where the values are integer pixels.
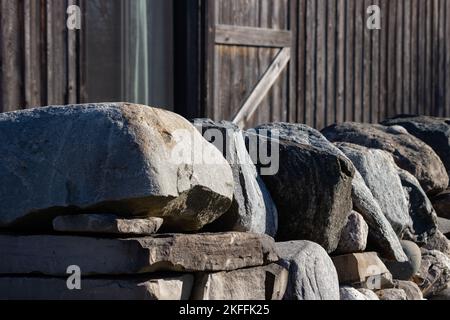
left=1, top=0, right=450, bottom=129
left=211, top=0, right=290, bottom=128
left=0, top=0, right=79, bottom=113
left=294, top=0, right=450, bottom=129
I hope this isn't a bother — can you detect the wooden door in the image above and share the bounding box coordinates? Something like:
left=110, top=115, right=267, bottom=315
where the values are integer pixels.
left=204, top=0, right=296, bottom=128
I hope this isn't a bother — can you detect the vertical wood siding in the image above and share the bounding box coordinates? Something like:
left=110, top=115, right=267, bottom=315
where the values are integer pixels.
left=295, top=0, right=450, bottom=129
left=1, top=0, right=450, bottom=130
left=0, top=0, right=79, bottom=112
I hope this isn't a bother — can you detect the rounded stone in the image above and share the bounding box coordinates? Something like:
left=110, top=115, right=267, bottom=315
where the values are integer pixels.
left=384, top=240, right=422, bottom=280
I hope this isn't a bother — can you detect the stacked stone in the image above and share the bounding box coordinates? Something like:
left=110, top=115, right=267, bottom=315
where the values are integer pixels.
left=3, top=103, right=450, bottom=301
left=0, top=103, right=285, bottom=300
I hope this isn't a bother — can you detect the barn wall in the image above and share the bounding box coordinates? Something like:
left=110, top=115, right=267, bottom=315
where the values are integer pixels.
left=1, top=0, right=450, bottom=130
left=0, top=0, right=79, bottom=112
left=294, top=0, right=450, bottom=129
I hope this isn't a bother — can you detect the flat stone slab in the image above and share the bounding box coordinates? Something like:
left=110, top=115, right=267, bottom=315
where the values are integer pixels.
left=192, top=264, right=288, bottom=300
left=332, top=252, right=393, bottom=289
left=53, top=214, right=163, bottom=236
left=0, top=232, right=279, bottom=276
left=0, top=274, right=194, bottom=300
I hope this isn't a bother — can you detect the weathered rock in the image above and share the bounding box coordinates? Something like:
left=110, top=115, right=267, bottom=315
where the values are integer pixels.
left=336, top=211, right=368, bottom=254
left=395, top=281, right=424, bottom=300
left=53, top=214, right=163, bottom=236
left=413, top=249, right=450, bottom=298
left=192, top=119, right=277, bottom=236
left=276, top=241, right=340, bottom=300
left=429, top=285, right=450, bottom=300
left=249, top=126, right=354, bottom=252
left=339, top=286, right=370, bottom=300
left=192, top=264, right=288, bottom=300
left=397, top=168, right=438, bottom=244
left=322, top=122, right=449, bottom=194
left=376, top=289, right=407, bottom=300
left=437, top=217, right=450, bottom=237
left=0, top=232, right=279, bottom=276
left=337, top=143, right=412, bottom=237
left=0, top=274, right=194, bottom=300
left=351, top=170, right=408, bottom=262
left=332, top=252, right=394, bottom=289
left=382, top=115, right=450, bottom=180
left=432, top=190, right=450, bottom=219
left=357, top=288, right=380, bottom=300
left=423, top=231, right=450, bottom=257
left=384, top=240, right=422, bottom=281
left=0, top=103, right=234, bottom=231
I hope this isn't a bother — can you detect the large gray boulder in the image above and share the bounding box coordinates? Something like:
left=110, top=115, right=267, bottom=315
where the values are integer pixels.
left=276, top=241, right=340, bottom=300
left=382, top=115, right=450, bottom=181
left=351, top=170, right=408, bottom=262
left=0, top=232, right=279, bottom=276
left=397, top=168, right=438, bottom=244
left=0, top=103, right=234, bottom=231
left=191, top=119, right=277, bottom=236
left=336, top=143, right=412, bottom=237
left=0, top=275, right=194, bottom=300
left=250, top=124, right=354, bottom=252
left=192, top=264, right=288, bottom=300
left=322, top=122, right=448, bottom=195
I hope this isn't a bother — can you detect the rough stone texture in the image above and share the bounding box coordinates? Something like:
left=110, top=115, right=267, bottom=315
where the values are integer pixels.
left=276, top=241, right=340, bottom=300
left=0, top=232, right=279, bottom=276
left=382, top=115, right=450, bottom=180
left=322, top=122, right=449, bottom=194
left=192, top=119, right=277, bottom=236
left=357, top=288, right=380, bottom=300
left=432, top=190, right=450, bottom=219
left=437, top=217, right=450, bottom=237
left=395, top=281, right=424, bottom=300
left=413, top=249, right=450, bottom=298
left=351, top=170, right=408, bottom=262
left=397, top=168, right=438, bottom=244
left=339, top=286, right=370, bottom=300
left=337, top=143, right=412, bottom=237
left=192, top=264, right=288, bottom=300
left=376, top=289, right=408, bottom=300
left=0, top=103, right=234, bottom=232
left=429, top=285, right=450, bottom=300
left=0, top=274, right=194, bottom=300
left=384, top=240, right=422, bottom=281
left=336, top=211, right=368, bottom=255
left=249, top=127, right=354, bottom=252
left=423, top=231, right=450, bottom=257
left=332, top=252, right=394, bottom=289
left=53, top=214, right=163, bottom=236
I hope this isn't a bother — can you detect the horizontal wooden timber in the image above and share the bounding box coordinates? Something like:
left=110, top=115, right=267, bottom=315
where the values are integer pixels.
left=215, top=24, right=292, bottom=48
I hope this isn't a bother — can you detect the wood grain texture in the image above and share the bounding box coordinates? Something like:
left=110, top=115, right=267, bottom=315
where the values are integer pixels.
left=0, top=0, right=23, bottom=112
left=233, top=48, right=291, bottom=127
left=215, top=24, right=291, bottom=48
